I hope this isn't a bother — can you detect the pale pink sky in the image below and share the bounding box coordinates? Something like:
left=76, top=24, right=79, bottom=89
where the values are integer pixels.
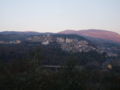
left=0, top=0, right=120, bottom=34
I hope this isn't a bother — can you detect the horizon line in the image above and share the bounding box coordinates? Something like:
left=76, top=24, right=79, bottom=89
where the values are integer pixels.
left=0, top=28, right=120, bottom=34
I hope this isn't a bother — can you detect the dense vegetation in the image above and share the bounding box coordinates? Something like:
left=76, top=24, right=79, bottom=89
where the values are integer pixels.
left=0, top=42, right=120, bottom=90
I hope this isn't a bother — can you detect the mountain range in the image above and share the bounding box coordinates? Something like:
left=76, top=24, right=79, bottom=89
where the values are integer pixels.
left=59, top=29, right=120, bottom=43
left=0, top=29, right=120, bottom=56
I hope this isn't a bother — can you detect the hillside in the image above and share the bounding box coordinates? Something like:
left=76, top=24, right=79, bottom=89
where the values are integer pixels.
left=59, top=29, right=120, bottom=43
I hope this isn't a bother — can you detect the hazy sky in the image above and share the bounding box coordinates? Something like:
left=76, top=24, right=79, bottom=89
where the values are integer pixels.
left=0, top=0, right=120, bottom=33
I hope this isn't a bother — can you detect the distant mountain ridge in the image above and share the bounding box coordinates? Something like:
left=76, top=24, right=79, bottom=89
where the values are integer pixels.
left=1, top=29, right=120, bottom=43
left=0, top=31, right=41, bottom=35
left=59, top=29, right=120, bottom=43
left=0, top=30, right=120, bottom=56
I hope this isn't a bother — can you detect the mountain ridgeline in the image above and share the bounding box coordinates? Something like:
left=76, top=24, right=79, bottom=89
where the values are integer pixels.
left=59, top=29, right=120, bottom=43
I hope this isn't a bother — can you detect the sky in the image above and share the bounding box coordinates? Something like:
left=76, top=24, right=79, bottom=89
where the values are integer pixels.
left=0, top=0, right=120, bottom=33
